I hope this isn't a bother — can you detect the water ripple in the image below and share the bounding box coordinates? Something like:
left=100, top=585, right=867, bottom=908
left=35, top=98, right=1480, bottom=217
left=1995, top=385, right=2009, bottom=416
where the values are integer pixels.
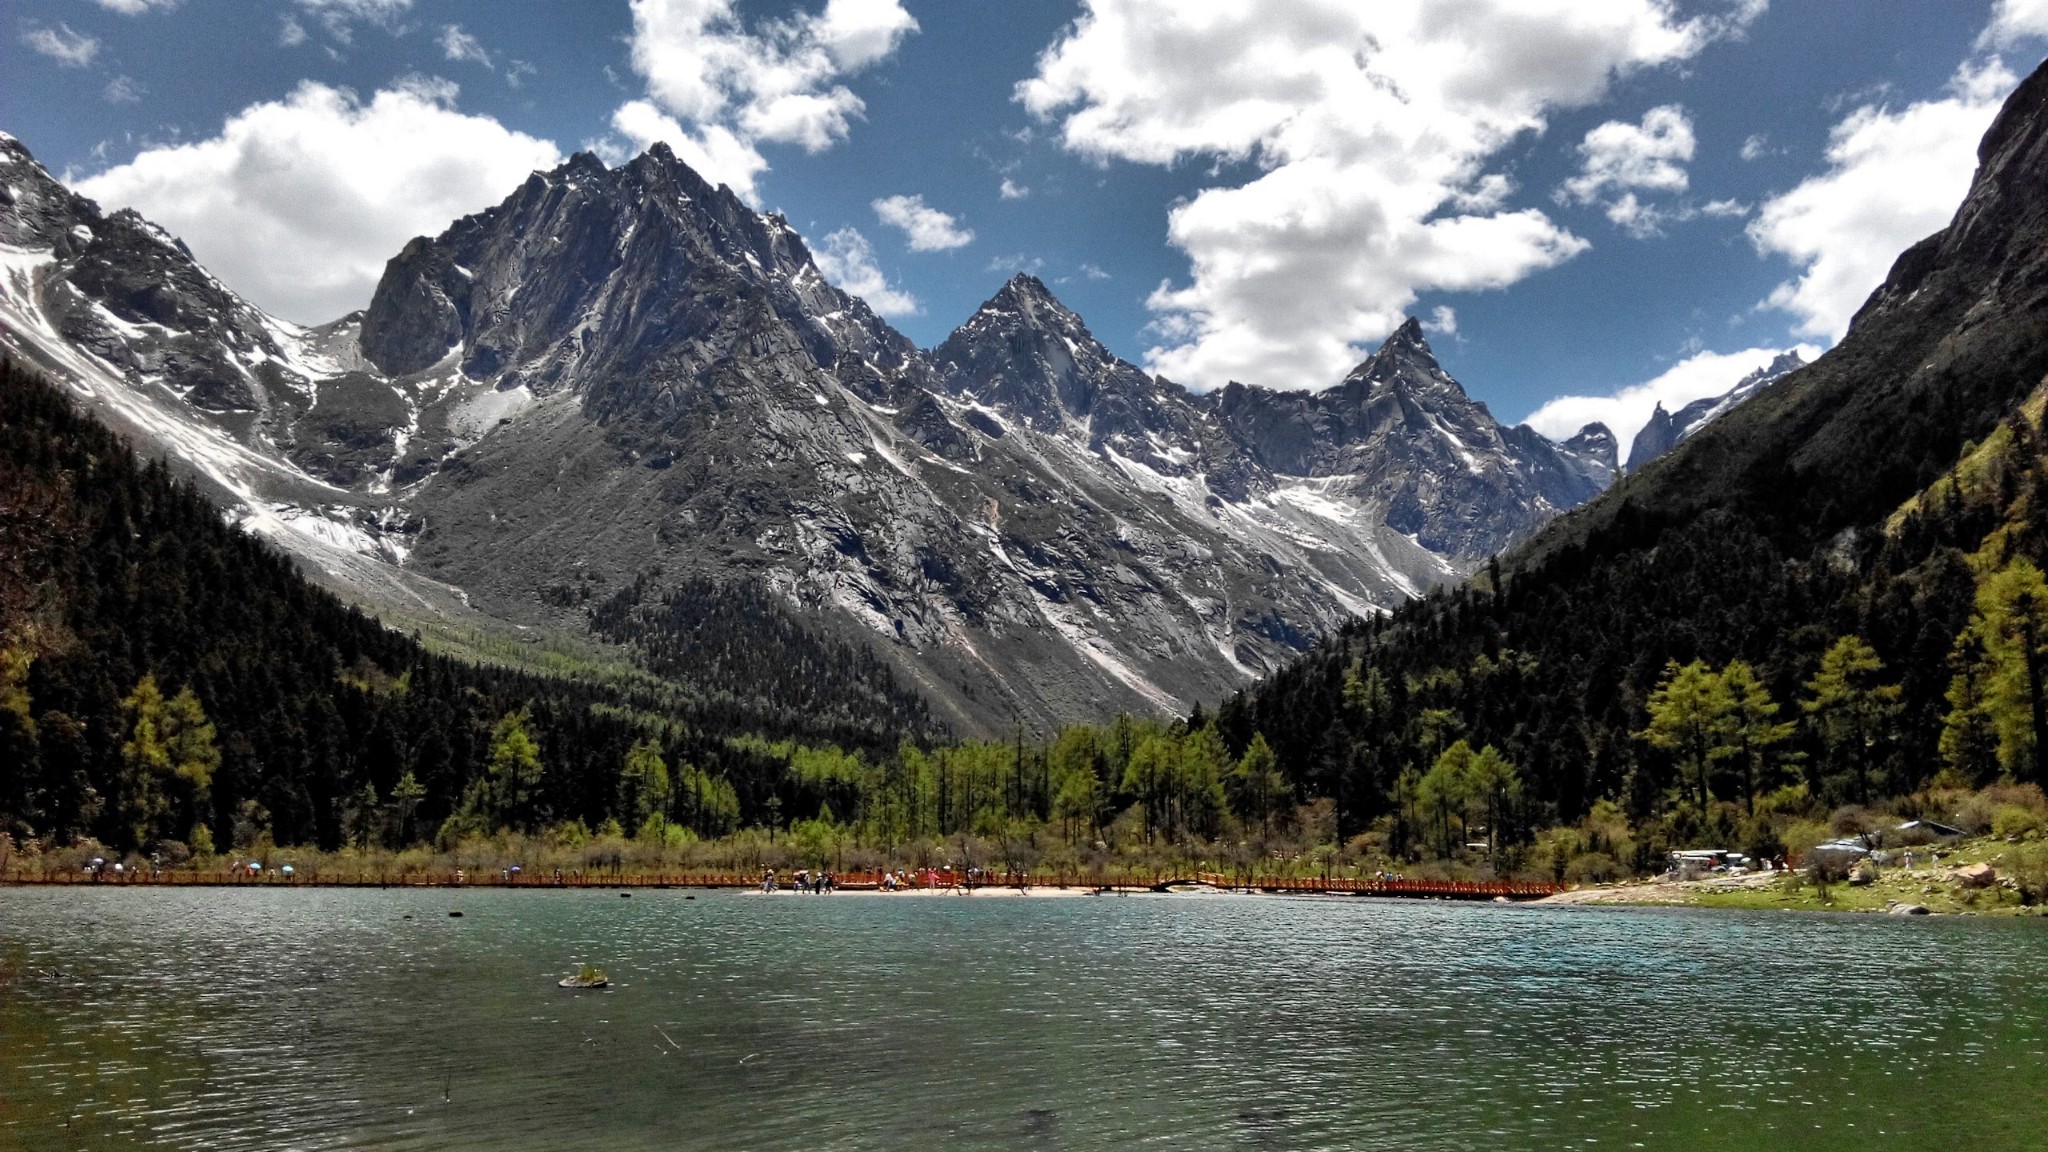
left=2, top=890, right=2044, bottom=1149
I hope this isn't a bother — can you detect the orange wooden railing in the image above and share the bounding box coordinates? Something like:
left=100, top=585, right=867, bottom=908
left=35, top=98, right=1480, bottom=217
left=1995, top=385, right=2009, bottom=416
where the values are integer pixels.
left=0, top=866, right=1562, bottom=898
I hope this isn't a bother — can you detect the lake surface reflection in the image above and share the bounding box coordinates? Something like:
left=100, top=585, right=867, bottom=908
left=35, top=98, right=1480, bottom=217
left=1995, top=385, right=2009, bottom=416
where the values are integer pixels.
left=2, top=887, right=2044, bottom=1150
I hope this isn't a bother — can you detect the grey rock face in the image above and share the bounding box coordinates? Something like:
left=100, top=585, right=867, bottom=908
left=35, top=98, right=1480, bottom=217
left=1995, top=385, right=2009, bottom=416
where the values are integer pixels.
left=361, top=144, right=913, bottom=399
left=0, top=134, right=1618, bottom=734
left=1516, top=56, right=2048, bottom=572
left=1209, top=319, right=1615, bottom=556
left=1628, top=404, right=1681, bottom=470
left=1625, top=351, right=1805, bottom=472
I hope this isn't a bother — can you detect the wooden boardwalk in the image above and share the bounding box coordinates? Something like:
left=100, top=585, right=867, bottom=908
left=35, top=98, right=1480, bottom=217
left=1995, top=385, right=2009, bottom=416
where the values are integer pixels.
left=2, top=867, right=1563, bottom=900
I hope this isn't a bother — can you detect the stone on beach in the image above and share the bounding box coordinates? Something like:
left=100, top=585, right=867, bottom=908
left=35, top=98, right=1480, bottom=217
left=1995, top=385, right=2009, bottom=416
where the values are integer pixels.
left=1952, top=863, right=1998, bottom=889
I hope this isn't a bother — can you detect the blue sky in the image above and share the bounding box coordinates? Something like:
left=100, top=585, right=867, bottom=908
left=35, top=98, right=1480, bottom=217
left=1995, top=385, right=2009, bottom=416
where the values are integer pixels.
left=6, top=1, right=2046, bottom=456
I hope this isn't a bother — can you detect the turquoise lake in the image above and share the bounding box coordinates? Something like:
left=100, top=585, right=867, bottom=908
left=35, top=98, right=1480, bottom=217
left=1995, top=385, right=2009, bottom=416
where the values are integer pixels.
left=2, top=887, right=2044, bottom=1150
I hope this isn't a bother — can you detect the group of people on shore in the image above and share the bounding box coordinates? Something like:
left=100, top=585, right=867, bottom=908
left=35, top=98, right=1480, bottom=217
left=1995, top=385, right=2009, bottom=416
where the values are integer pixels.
left=760, top=868, right=837, bottom=893
left=876, top=870, right=962, bottom=891
left=751, top=866, right=1016, bottom=893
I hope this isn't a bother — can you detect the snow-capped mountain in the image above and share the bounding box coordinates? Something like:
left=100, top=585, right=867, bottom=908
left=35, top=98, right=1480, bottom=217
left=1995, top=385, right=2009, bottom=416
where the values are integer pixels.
left=1626, top=351, right=1806, bottom=473
left=0, top=134, right=1616, bottom=733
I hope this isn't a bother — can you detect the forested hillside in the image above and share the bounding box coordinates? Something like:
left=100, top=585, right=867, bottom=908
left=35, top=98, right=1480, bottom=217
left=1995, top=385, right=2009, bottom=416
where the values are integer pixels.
left=0, top=361, right=925, bottom=855
left=8, top=59, right=2047, bottom=883
left=0, top=358, right=1294, bottom=869
left=1207, top=58, right=2048, bottom=872
left=587, top=574, right=938, bottom=745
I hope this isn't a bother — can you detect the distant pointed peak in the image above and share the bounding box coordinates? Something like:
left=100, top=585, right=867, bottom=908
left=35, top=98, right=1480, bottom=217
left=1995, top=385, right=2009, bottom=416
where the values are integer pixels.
left=1370, top=316, right=1437, bottom=363
left=624, top=141, right=708, bottom=186
left=979, top=273, right=1078, bottom=324
left=1343, top=315, right=1447, bottom=389
left=996, top=272, right=1060, bottom=304
left=1569, top=422, right=1616, bottom=444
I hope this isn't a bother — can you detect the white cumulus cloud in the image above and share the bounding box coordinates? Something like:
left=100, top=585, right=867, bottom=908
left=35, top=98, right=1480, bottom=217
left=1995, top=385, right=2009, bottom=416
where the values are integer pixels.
left=609, top=0, right=916, bottom=202
left=294, top=0, right=411, bottom=43
left=91, top=0, right=179, bottom=14
left=606, top=98, right=768, bottom=200
left=1749, top=57, right=2015, bottom=343
left=1559, top=104, right=1696, bottom=235
left=76, top=79, right=562, bottom=324
left=21, top=23, right=101, bottom=67
left=1600, top=192, right=1670, bottom=239
left=1018, top=0, right=1760, bottom=391
left=1525, top=343, right=1821, bottom=464
left=811, top=227, right=918, bottom=316
left=1979, top=0, right=2048, bottom=47
left=872, top=193, right=973, bottom=250
left=439, top=24, right=492, bottom=68
left=103, top=75, right=146, bottom=104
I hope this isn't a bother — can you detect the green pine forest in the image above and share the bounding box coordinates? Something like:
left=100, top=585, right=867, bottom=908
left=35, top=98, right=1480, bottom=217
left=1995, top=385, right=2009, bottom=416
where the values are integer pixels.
left=6, top=357, right=2048, bottom=879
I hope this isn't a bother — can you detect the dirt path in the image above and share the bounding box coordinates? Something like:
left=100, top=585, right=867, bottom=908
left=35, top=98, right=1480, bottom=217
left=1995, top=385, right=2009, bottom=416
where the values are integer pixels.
left=1536, top=870, right=1785, bottom=905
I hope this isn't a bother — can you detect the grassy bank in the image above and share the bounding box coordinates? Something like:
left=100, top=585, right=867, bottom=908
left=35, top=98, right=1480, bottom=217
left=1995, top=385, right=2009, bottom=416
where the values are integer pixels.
left=1552, top=834, right=2048, bottom=916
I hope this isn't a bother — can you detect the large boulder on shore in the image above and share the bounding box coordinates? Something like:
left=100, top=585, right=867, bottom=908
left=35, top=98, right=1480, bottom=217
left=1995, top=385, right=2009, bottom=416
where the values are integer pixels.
left=1952, top=862, right=1998, bottom=889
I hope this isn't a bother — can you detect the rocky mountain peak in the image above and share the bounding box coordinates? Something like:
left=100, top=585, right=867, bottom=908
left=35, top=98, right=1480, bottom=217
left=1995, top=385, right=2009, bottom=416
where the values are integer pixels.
left=987, top=272, right=1070, bottom=317
left=1560, top=422, right=1620, bottom=475
left=357, top=143, right=909, bottom=392
left=1627, top=349, right=1808, bottom=472
left=2, top=129, right=1637, bottom=738
left=1516, top=55, right=2048, bottom=575
left=1337, top=316, right=1469, bottom=405
left=0, top=136, right=310, bottom=414
left=932, top=273, right=1127, bottom=431
left=1760, top=349, right=1806, bottom=377
left=1385, top=315, right=1432, bottom=353
left=561, top=149, right=608, bottom=177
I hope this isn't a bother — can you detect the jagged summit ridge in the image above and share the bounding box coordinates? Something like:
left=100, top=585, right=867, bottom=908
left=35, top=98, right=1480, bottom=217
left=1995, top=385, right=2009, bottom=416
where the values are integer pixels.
left=1626, top=350, right=1805, bottom=472
left=1519, top=55, right=2048, bottom=572
left=1, top=131, right=1622, bottom=734
left=359, top=143, right=910, bottom=394
left=931, top=272, right=1135, bottom=431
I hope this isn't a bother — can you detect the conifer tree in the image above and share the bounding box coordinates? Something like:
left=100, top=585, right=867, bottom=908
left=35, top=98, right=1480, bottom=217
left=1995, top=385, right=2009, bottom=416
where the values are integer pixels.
left=1048, top=727, right=1105, bottom=841
left=1419, top=740, right=1478, bottom=857
left=1638, top=660, right=1728, bottom=812
left=118, top=675, right=219, bottom=849
left=1802, top=636, right=1903, bottom=804
left=1939, top=631, right=2003, bottom=786
left=389, top=771, right=427, bottom=846
left=1960, top=560, right=2048, bottom=784
left=1712, top=661, right=1796, bottom=815
left=451, top=708, right=545, bottom=838
left=1227, top=733, right=1289, bottom=836
left=622, top=738, right=672, bottom=832
left=1470, top=744, right=1521, bottom=865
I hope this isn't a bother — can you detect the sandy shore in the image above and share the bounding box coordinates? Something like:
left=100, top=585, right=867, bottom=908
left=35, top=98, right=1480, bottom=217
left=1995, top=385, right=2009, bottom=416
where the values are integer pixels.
left=749, top=884, right=1108, bottom=898
left=1534, top=871, right=1786, bottom=905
